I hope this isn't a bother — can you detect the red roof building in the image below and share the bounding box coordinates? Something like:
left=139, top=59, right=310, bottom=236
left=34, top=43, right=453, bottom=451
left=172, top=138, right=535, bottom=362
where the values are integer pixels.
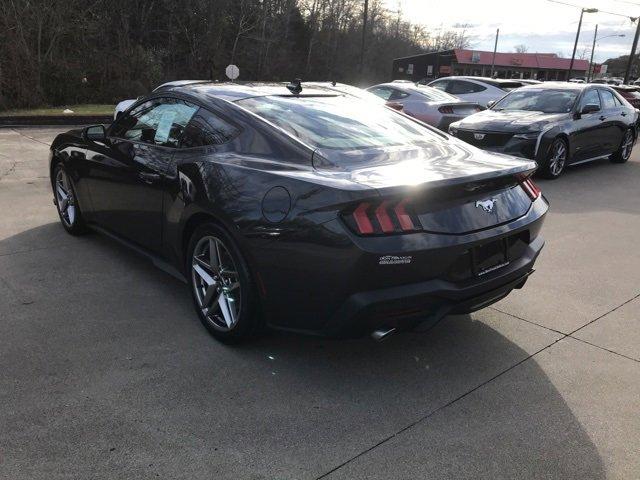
left=393, top=49, right=589, bottom=82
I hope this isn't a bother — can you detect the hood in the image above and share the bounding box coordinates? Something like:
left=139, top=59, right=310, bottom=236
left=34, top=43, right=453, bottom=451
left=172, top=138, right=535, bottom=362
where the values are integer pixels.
left=454, top=109, right=568, bottom=133
left=311, top=137, right=536, bottom=192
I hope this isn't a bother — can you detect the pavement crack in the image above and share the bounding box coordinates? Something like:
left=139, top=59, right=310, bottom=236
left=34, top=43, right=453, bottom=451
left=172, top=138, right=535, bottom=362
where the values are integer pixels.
left=315, top=337, right=564, bottom=479
left=567, top=291, right=640, bottom=337
left=10, top=128, right=51, bottom=146
left=489, top=306, right=567, bottom=335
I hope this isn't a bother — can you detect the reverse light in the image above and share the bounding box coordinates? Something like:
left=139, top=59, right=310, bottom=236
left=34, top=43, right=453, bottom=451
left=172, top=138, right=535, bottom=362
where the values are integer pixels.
left=519, top=177, right=541, bottom=201
left=344, top=200, right=420, bottom=235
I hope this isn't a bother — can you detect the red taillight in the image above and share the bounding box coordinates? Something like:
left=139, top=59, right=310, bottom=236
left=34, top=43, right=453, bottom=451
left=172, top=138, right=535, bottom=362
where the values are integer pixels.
left=353, top=202, right=374, bottom=234
left=386, top=102, right=404, bottom=111
left=345, top=199, right=419, bottom=235
left=438, top=105, right=454, bottom=114
left=519, top=177, right=541, bottom=201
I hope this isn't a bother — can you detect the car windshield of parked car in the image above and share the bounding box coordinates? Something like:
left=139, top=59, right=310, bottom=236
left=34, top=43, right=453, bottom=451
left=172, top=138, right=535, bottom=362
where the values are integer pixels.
left=236, top=95, right=436, bottom=150
left=493, top=89, right=578, bottom=113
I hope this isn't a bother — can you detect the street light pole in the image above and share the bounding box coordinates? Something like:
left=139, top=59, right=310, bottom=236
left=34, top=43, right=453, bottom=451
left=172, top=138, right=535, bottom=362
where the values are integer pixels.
left=624, top=17, right=640, bottom=84
left=589, top=30, right=626, bottom=82
left=588, top=24, right=598, bottom=82
left=569, top=8, right=598, bottom=81
left=491, top=28, right=499, bottom=77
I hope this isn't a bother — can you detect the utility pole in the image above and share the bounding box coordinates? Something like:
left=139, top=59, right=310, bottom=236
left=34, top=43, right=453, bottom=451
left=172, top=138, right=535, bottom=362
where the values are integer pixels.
left=491, top=28, right=499, bottom=77
left=360, top=0, right=369, bottom=76
left=624, top=17, right=640, bottom=84
left=569, top=8, right=598, bottom=81
left=588, top=24, right=598, bottom=82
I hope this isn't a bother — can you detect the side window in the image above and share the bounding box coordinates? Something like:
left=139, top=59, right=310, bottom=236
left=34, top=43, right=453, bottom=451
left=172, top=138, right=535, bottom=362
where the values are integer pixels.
left=580, top=89, right=601, bottom=109
left=447, top=80, right=482, bottom=95
left=368, top=87, right=394, bottom=101
left=599, top=89, right=617, bottom=109
left=181, top=108, right=240, bottom=148
left=388, top=89, right=410, bottom=101
left=110, top=98, right=197, bottom=147
left=430, top=80, right=448, bottom=92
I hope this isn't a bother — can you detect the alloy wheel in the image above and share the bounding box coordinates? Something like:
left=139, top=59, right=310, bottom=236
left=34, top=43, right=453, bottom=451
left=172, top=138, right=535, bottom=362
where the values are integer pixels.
left=191, top=236, right=241, bottom=331
left=549, top=140, right=567, bottom=177
left=55, top=169, right=76, bottom=227
left=621, top=130, right=633, bottom=161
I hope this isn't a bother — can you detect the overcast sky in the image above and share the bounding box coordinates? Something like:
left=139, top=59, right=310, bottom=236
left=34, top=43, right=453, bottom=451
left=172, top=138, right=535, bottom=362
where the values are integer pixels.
left=387, top=0, right=639, bottom=62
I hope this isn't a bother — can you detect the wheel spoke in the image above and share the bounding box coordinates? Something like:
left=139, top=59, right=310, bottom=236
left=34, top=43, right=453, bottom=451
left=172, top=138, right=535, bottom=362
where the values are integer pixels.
left=67, top=205, right=75, bottom=224
left=218, top=294, right=235, bottom=328
left=193, top=263, right=215, bottom=286
left=209, top=238, right=221, bottom=270
left=202, top=284, right=221, bottom=310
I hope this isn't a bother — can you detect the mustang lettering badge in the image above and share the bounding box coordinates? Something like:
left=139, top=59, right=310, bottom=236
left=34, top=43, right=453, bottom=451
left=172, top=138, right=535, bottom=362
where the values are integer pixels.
left=475, top=199, right=497, bottom=213
left=474, top=133, right=485, bottom=140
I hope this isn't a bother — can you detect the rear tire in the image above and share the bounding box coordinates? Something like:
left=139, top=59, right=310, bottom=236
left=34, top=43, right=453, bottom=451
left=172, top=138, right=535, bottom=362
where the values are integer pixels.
left=52, top=164, right=88, bottom=235
left=538, top=137, right=568, bottom=179
left=186, top=222, right=259, bottom=343
left=610, top=129, right=634, bottom=164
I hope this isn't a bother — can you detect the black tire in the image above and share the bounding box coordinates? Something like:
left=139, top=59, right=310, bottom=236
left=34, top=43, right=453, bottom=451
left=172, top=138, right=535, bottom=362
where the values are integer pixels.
left=538, top=137, right=568, bottom=179
left=52, top=164, right=88, bottom=235
left=186, top=222, right=259, bottom=343
left=610, top=128, right=634, bottom=164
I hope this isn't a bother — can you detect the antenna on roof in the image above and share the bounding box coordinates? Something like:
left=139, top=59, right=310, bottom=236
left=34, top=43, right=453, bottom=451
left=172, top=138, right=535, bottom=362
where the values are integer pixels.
left=331, top=80, right=337, bottom=86
left=286, top=78, right=302, bottom=94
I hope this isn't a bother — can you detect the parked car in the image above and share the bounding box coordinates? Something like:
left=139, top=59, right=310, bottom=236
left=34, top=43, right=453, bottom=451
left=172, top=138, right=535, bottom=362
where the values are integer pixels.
left=448, top=82, right=637, bottom=179
left=305, top=81, right=387, bottom=105
left=114, top=80, right=209, bottom=119
left=427, top=76, right=525, bottom=107
left=611, top=85, right=640, bottom=108
left=519, top=79, right=543, bottom=85
left=49, top=82, right=548, bottom=342
left=366, top=82, right=483, bottom=130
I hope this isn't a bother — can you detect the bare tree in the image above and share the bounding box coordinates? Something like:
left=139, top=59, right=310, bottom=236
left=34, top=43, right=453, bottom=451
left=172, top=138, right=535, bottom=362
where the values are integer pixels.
left=514, top=44, right=529, bottom=53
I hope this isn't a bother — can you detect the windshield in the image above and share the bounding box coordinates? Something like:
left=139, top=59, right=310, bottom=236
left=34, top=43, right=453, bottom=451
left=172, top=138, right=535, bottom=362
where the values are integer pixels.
left=493, top=89, right=578, bottom=113
left=236, top=95, right=436, bottom=150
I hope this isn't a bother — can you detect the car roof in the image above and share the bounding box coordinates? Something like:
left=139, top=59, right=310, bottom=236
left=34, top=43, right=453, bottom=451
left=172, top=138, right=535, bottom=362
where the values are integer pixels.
left=164, top=81, right=344, bottom=102
left=434, top=76, right=523, bottom=85
left=517, top=81, right=594, bottom=91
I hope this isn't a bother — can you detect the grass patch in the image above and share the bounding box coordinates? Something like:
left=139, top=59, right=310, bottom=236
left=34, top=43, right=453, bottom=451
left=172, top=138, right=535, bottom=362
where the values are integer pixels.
left=0, top=104, right=115, bottom=117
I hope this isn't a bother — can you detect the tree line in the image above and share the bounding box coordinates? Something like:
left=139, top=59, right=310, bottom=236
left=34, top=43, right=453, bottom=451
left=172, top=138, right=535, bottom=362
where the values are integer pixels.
left=0, top=0, right=471, bottom=109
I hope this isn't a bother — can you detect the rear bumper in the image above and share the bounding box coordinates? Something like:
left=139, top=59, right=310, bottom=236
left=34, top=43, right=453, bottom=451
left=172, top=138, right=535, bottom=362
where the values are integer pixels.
left=322, top=235, right=544, bottom=337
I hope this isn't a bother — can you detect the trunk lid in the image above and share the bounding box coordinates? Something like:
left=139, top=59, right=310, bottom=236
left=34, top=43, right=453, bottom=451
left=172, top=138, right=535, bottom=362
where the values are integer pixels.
left=314, top=139, right=537, bottom=235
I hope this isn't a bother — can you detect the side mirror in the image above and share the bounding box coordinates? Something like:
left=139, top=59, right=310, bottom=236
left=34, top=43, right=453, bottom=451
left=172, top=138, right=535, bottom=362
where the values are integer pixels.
left=487, top=100, right=496, bottom=109
left=580, top=103, right=600, bottom=115
left=83, top=125, right=106, bottom=142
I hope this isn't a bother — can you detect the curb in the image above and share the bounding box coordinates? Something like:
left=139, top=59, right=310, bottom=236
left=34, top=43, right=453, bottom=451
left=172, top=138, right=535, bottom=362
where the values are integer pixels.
left=0, top=115, right=112, bottom=127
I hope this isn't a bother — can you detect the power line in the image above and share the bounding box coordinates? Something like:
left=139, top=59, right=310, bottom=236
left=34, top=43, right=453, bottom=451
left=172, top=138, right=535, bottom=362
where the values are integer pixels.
left=546, top=0, right=638, bottom=20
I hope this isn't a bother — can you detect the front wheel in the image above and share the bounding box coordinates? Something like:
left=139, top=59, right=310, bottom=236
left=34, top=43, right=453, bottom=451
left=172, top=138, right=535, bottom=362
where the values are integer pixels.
left=538, top=137, right=568, bottom=179
left=610, top=129, right=634, bottom=164
left=187, top=222, right=259, bottom=343
left=53, top=164, right=87, bottom=235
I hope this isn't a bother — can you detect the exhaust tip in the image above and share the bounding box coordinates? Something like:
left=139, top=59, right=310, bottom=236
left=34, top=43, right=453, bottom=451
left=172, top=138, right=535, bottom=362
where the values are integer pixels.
left=371, top=327, right=397, bottom=342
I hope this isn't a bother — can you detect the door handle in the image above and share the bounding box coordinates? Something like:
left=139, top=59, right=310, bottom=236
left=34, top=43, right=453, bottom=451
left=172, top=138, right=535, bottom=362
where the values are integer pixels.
left=138, top=172, right=161, bottom=184
left=621, top=112, right=627, bottom=117
left=599, top=116, right=607, bottom=121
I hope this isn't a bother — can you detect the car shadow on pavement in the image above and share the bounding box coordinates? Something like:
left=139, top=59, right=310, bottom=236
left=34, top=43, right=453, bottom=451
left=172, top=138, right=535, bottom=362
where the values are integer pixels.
left=0, top=223, right=606, bottom=479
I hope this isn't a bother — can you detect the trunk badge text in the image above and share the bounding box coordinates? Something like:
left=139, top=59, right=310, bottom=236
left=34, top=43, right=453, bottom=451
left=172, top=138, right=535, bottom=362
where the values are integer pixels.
left=475, top=198, right=497, bottom=213
left=379, top=255, right=412, bottom=265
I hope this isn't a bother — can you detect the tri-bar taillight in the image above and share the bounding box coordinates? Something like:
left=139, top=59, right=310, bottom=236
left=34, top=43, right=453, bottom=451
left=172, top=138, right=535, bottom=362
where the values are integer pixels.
left=519, top=177, right=542, bottom=201
left=344, top=199, right=420, bottom=236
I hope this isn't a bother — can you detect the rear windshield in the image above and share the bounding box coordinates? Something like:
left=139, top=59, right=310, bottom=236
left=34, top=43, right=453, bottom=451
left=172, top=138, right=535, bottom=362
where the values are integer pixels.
left=493, top=89, right=578, bottom=113
left=410, top=85, right=458, bottom=102
left=236, top=95, right=436, bottom=150
left=498, top=82, right=524, bottom=92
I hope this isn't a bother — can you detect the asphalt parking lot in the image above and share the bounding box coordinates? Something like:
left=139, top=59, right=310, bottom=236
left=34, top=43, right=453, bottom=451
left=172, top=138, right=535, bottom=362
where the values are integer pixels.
left=1, top=127, right=639, bottom=479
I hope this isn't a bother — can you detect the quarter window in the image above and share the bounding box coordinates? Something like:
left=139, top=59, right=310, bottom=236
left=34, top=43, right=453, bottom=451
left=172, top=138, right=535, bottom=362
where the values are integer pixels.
left=368, top=87, right=395, bottom=101
left=430, top=80, right=449, bottom=92
left=181, top=108, right=239, bottom=147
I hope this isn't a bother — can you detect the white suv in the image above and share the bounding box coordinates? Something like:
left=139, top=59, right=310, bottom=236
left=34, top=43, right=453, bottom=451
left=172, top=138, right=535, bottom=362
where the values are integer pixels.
left=427, top=76, right=524, bottom=107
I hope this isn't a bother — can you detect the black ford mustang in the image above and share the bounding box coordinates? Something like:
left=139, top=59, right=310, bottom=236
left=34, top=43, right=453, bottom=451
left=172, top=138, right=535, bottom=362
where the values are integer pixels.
left=49, top=82, right=548, bottom=342
left=448, top=82, right=637, bottom=179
